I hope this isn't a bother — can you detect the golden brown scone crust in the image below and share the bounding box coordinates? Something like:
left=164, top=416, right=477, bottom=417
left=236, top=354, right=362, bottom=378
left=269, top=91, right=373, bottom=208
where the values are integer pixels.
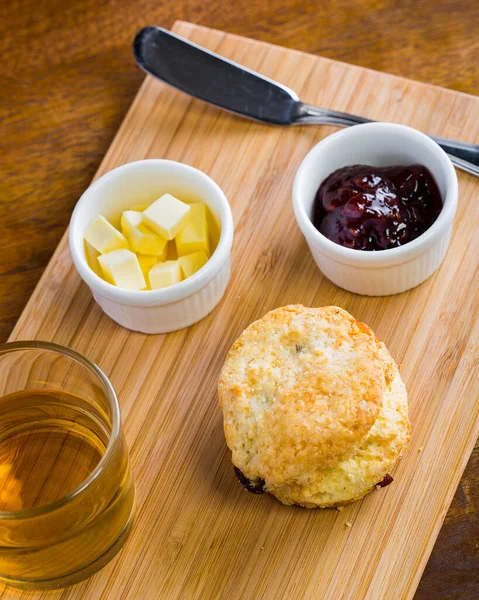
left=218, top=305, right=410, bottom=508
left=271, top=343, right=410, bottom=507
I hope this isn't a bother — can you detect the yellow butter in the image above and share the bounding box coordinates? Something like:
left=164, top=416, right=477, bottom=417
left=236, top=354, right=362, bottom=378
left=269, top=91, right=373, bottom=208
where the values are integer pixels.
left=129, top=203, right=150, bottom=212
left=137, top=255, right=160, bottom=289
left=166, top=240, right=178, bottom=261
left=143, top=194, right=191, bottom=240
left=148, top=260, right=182, bottom=289
left=121, top=210, right=167, bottom=256
left=175, top=203, right=210, bottom=257
left=178, top=250, right=208, bottom=279
left=84, top=241, right=103, bottom=278
left=137, top=254, right=159, bottom=276
left=84, top=215, right=128, bottom=254
left=98, top=249, right=146, bottom=290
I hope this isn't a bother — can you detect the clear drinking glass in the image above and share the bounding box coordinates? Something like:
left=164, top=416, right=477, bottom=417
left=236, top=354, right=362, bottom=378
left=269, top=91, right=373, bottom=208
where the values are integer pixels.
left=0, top=341, right=135, bottom=589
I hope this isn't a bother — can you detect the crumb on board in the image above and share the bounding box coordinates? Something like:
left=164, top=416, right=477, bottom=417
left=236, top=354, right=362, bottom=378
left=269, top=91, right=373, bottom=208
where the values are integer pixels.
left=260, top=546, right=264, bottom=550
left=418, top=446, right=423, bottom=452
left=336, top=506, right=344, bottom=511
left=345, top=521, right=352, bottom=528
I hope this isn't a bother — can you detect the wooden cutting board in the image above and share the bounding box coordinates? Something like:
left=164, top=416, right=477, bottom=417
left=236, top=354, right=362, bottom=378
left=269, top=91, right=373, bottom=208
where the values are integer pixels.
left=2, top=20, right=479, bottom=600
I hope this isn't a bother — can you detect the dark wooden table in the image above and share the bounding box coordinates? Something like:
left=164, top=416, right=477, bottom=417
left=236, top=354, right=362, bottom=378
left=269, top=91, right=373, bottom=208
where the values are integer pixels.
left=1, top=1, right=478, bottom=597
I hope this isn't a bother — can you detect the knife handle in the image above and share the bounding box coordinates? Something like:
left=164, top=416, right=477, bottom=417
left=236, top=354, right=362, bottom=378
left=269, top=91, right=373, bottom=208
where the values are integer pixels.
left=295, top=104, right=479, bottom=177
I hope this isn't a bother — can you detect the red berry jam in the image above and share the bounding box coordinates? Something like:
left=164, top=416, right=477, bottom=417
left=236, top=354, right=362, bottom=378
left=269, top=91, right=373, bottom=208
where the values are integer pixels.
left=376, top=473, right=394, bottom=488
left=312, top=164, right=442, bottom=251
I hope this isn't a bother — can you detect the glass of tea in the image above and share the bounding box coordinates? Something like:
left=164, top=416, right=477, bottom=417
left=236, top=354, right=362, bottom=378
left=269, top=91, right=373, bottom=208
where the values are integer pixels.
left=0, top=341, right=135, bottom=589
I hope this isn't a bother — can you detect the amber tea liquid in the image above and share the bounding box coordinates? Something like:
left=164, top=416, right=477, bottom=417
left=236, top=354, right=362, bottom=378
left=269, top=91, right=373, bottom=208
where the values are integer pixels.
left=0, top=389, right=107, bottom=511
left=0, top=388, right=135, bottom=588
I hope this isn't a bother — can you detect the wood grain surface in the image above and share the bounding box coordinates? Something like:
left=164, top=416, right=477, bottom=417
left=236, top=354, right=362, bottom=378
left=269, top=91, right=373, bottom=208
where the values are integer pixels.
left=1, top=3, right=478, bottom=599
left=1, top=19, right=479, bottom=600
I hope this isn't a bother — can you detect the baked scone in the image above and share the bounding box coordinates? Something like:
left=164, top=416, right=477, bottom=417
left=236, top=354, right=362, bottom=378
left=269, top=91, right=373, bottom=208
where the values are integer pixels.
left=218, top=305, right=410, bottom=508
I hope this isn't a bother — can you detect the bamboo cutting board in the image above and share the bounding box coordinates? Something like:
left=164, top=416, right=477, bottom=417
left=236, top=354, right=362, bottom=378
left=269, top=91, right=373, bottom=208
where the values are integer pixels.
left=3, top=20, right=479, bottom=600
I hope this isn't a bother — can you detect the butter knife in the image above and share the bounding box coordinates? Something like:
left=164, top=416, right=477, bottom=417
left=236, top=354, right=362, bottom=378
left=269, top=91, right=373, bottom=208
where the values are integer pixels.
left=133, top=26, right=479, bottom=177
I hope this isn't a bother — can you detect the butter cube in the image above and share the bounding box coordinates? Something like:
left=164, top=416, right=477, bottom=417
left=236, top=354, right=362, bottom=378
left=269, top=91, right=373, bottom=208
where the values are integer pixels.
left=137, top=254, right=159, bottom=278
left=178, top=250, right=208, bottom=279
left=121, top=211, right=168, bottom=257
left=84, top=215, right=128, bottom=254
left=98, top=249, right=146, bottom=290
left=143, top=194, right=191, bottom=240
left=175, top=203, right=210, bottom=257
left=137, top=254, right=160, bottom=288
left=84, top=241, right=103, bottom=278
left=129, top=203, right=150, bottom=212
left=148, top=260, right=182, bottom=290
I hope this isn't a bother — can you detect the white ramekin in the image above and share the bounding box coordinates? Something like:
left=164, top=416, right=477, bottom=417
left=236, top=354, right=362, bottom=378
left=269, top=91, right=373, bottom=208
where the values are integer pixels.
left=292, top=123, right=458, bottom=296
left=69, top=160, right=234, bottom=333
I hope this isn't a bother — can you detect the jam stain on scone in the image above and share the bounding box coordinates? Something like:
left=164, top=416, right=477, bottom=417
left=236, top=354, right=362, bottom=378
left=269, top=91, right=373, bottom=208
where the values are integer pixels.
left=376, top=473, right=394, bottom=488
left=234, top=467, right=265, bottom=494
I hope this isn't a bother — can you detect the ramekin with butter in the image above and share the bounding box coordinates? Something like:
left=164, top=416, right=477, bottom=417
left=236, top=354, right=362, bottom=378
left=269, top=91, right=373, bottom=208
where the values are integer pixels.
left=69, top=159, right=234, bottom=334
